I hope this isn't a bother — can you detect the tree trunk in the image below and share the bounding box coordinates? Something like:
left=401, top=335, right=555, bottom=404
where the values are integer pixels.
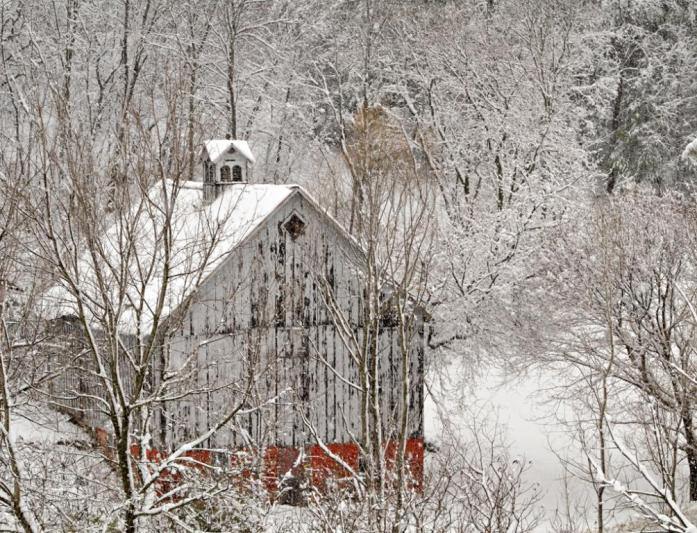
left=187, top=58, right=197, bottom=181
left=114, top=413, right=137, bottom=533
left=683, top=413, right=697, bottom=501
left=227, top=34, right=237, bottom=138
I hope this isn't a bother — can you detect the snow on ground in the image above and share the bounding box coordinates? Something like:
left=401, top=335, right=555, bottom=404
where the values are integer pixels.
left=424, top=359, right=697, bottom=531
left=2, top=376, right=673, bottom=532
left=9, top=403, right=91, bottom=445
left=265, top=505, right=312, bottom=532
left=1, top=402, right=117, bottom=532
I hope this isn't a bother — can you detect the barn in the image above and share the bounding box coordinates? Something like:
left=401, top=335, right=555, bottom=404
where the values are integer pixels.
left=44, top=139, right=426, bottom=494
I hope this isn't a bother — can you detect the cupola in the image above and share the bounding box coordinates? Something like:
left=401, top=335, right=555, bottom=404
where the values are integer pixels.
left=201, top=138, right=256, bottom=201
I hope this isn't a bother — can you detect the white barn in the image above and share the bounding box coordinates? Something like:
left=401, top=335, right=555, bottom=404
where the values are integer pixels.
left=44, top=139, right=426, bottom=487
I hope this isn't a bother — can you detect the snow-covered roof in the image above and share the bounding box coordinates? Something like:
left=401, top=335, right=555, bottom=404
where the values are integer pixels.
left=204, top=139, right=256, bottom=165
left=41, top=181, right=294, bottom=334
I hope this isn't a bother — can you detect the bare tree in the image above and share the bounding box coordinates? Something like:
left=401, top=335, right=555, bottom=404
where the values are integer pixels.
left=0, top=147, right=43, bottom=533
left=527, top=191, right=697, bottom=519
left=305, top=410, right=542, bottom=533
left=592, top=420, right=697, bottom=533
left=296, top=104, right=434, bottom=530
left=14, top=72, right=274, bottom=530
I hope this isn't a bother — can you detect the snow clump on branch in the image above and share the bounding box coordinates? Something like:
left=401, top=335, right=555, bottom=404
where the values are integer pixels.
left=682, top=137, right=697, bottom=163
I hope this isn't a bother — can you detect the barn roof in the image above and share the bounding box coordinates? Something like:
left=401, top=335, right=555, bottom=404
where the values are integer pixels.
left=203, top=140, right=256, bottom=164
left=41, top=181, right=297, bottom=334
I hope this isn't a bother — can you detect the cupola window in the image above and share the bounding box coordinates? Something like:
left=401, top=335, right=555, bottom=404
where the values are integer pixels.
left=220, top=165, right=231, bottom=182
left=232, top=165, right=243, bottom=182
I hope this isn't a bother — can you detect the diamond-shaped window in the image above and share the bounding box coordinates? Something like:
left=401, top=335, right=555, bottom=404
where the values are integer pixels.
left=283, top=213, right=306, bottom=240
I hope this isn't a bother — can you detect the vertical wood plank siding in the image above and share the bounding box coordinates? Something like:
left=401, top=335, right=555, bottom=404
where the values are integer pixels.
left=48, top=193, right=425, bottom=451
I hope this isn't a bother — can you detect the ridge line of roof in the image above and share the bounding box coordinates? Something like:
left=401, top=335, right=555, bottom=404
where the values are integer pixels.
left=175, top=184, right=364, bottom=321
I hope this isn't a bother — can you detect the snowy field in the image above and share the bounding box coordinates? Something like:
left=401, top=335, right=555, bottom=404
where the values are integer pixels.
left=9, top=404, right=91, bottom=445
left=425, top=362, right=606, bottom=531
left=2, top=382, right=683, bottom=532
left=424, top=360, right=697, bottom=532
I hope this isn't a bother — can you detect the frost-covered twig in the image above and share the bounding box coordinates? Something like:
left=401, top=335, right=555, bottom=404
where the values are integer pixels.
left=589, top=418, right=697, bottom=533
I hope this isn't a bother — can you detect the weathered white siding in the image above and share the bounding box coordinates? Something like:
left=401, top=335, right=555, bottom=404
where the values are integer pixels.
left=47, top=189, right=425, bottom=452
left=159, top=191, right=425, bottom=450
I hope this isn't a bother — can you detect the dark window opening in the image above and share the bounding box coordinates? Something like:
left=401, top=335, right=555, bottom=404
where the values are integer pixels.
left=303, top=296, right=311, bottom=326
left=294, top=291, right=304, bottom=324
left=327, top=265, right=335, bottom=290
left=274, top=293, right=285, bottom=326
left=299, top=372, right=310, bottom=403
left=220, top=165, right=231, bottom=182
left=283, top=214, right=306, bottom=241
left=232, top=165, right=243, bottom=182
left=379, top=292, right=399, bottom=327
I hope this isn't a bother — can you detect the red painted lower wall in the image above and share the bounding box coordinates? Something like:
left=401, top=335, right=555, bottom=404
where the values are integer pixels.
left=126, top=437, right=424, bottom=498
left=304, top=439, right=424, bottom=492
